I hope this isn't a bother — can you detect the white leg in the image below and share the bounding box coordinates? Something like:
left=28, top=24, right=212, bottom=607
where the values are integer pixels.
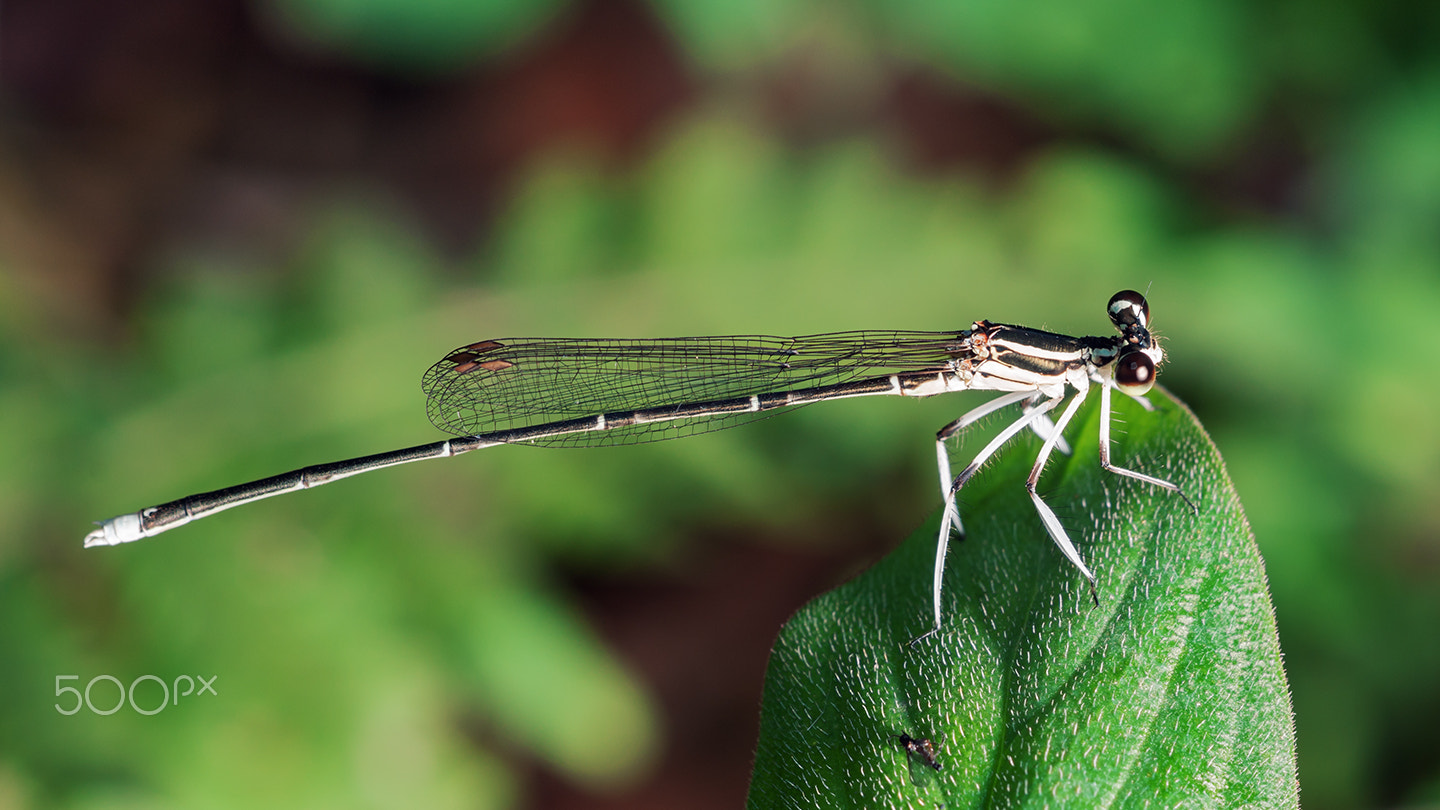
left=936, top=441, right=964, bottom=531
left=934, top=391, right=1033, bottom=537
left=928, top=394, right=1063, bottom=633
left=1027, top=410, right=1072, bottom=455
left=1022, top=390, right=1071, bottom=454
left=1024, top=385, right=1099, bottom=604
left=1099, top=383, right=1196, bottom=510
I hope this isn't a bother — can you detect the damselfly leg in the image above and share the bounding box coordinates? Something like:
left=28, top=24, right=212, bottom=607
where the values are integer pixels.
left=1098, top=382, right=1196, bottom=508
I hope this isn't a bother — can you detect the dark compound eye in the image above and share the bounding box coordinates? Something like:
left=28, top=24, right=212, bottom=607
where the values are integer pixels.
left=1114, top=350, right=1156, bottom=395
left=1108, top=290, right=1150, bottom=330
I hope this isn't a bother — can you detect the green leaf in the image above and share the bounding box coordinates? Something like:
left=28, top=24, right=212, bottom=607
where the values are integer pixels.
left=748, top=389, right=1297, bottom=808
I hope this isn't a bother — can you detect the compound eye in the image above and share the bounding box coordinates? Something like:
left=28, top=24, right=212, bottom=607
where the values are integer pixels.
left=1114, top=350, right=1156, bottom=395
left=1108, top=290, right=1150, bottom=330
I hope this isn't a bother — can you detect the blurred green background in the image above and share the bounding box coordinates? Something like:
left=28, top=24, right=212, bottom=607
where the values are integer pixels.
left=2, top=0, right=1439, bottom=807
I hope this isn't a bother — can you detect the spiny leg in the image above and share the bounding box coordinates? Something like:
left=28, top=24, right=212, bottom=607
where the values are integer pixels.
left=923, top=393, right=1064, bottom=636
left=934, top=391, right=1033, bottom=536
left=1098, top=383, right=1197, bottom=512
left=1023, top=385, right=1100, bottom=606
left=1024, top=393, right=1072, bottom=455
left=934, top=393, right=1070, bottom=537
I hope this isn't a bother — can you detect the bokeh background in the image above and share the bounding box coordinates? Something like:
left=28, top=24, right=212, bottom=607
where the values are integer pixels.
left=3, top=0, right=1439, bottom=807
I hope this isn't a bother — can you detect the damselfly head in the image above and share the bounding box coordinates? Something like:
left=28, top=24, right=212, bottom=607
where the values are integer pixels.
left=1106, top=290, right=1163, bottom=395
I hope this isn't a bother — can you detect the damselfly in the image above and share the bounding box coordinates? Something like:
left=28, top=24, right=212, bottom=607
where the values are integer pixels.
left=85, top=290, right=1191, bottom=632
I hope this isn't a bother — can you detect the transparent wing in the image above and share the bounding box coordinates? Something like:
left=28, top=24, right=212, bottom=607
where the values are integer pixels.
left=904, top=751, right=942, bottom=791
left=421, top=331, right=969, bottom=447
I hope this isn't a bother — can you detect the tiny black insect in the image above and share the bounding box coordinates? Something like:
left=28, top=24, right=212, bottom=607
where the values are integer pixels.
left=896, top=733, right=942, bottom=771
left=894, top=732, right=946, bottom=793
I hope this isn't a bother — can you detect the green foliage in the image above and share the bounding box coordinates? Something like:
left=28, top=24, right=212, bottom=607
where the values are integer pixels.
left=869, top=0, right=1255, bottom=157
left=749, top=390, right=1297, bottom=807
left=9, top=0, right=1440, bottom=796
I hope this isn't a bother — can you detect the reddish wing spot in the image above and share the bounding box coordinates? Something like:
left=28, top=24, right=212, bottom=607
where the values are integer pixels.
left=462, top=340, right=505, bottom=353
left=444, top=340, right=511, bottom=374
